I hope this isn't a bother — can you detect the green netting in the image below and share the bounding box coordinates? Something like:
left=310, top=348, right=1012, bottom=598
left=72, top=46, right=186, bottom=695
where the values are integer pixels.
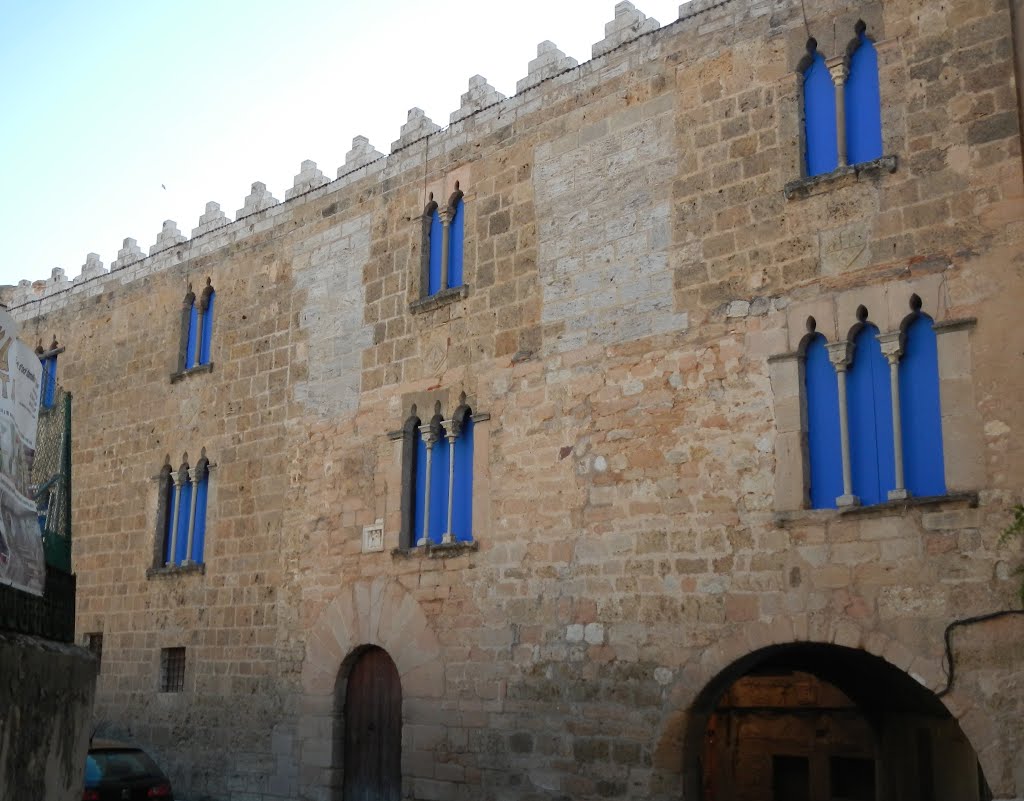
left=31, top=388, right=71, bottom=572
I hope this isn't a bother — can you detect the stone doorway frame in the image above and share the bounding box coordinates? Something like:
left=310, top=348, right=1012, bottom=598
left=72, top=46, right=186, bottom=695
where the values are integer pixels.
left=297, top=578, right=444, bottom=800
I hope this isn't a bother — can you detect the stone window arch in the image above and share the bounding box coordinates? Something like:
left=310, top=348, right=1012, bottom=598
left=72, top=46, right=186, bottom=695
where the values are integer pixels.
left=415, top=182, right=469, bottom=309
left=844, top=21, right=883, bottom=165
left=779, top=295, right=956, bottom=510
left=394, top=392, right=483, bottom=548
left=176, top=278, right=215, bottom=376
left=795, top=22, right=884, bottom=179
left=153, top=448, right=212, bottom=572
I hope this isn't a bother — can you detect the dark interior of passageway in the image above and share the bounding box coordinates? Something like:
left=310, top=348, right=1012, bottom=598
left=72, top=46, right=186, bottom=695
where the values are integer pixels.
left=689, top=644, right=990, bottom=801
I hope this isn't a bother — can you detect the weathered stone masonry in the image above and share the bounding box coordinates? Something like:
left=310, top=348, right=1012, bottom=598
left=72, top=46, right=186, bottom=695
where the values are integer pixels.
left=8, top=0, right=1024, bottom=798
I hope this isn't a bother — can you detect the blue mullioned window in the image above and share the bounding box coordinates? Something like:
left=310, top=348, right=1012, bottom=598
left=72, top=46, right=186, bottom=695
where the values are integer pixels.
left=411, top=400, right=474, bottom=545
left=804, top=333, right=843, bottom=509
left=448, top=195, right=465, bottom=289
left=845, top=32, right=883, bottom=165
left=182, top=279, right=214, bottom=371
left=161, top=453, right=211, bottom=567
left=450, top=415, right=473, bottom=541
left=200, top=290, right=215, bottom=365
left=36, top=338, right=61, bottom=410
left=899, top=314, right=945, bottom=496
left=803, top=49, right=838, bottom=177
left=191, top=459, right=210, bottom=563
left=185, top=301, right=199, bottom=370
left=427, top=207, right=443, bottom=295
left=847, top=324, right=896, bottom=506
left=41, top=354, right=58, bottom=409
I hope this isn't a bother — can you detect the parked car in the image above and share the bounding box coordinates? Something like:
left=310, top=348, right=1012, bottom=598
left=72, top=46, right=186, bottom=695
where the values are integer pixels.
left=82, top=739, right=173, bottom=800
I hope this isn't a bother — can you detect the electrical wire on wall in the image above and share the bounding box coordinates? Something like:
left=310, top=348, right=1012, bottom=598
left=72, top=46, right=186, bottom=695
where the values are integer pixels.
left=937, top=609, right=1024, bottom=697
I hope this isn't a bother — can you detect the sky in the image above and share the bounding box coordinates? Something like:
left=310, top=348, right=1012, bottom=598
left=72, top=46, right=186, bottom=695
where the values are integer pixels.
left=0, top=0, right=688, bottom=288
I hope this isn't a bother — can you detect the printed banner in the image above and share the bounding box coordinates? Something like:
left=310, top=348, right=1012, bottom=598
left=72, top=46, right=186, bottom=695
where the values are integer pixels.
left=0, top=309, right=44, bottom=595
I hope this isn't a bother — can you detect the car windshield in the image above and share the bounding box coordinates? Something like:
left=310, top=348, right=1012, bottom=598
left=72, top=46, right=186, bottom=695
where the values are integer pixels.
left=85, top=749, right=162, bottom=783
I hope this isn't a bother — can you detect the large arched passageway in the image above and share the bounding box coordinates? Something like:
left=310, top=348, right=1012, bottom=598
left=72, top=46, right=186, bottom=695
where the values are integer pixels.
left=681, top=643, right=989, bottom=801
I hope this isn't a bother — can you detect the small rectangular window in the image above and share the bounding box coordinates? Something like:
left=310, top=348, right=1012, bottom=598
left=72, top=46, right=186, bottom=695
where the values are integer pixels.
left=160, top=647, right=186, bottom=693
left=85, top=632, right=103, bottom=671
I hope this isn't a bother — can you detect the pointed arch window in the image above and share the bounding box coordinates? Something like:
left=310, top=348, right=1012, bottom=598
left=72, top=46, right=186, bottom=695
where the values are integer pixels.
left=417, top=183, right=467, bottom=305
left=398, top=395, right=478, bottom=547
left=157, top=450, right=211, bottom=570
left=898, top=311, right=946, bottom=497
left=803, top=328, right=843, bottom=509
left=794, top=23, right=885, bottom=183
left=177, top=278, right=215, bottom=376
left=801, top=42, right=838, bottom=178
left=845, top=26, right=883, bottom=166
left=35, top=337, right=63, bottom=410
left=799, top=299, right=947, bottom=509
left=846, top=320, right=896, bottom=506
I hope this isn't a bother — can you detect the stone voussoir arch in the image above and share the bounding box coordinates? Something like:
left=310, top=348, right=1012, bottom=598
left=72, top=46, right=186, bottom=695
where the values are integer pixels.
left=297, top=577, right=445, bottom=798
left=647, top=615, right=990, bottom=799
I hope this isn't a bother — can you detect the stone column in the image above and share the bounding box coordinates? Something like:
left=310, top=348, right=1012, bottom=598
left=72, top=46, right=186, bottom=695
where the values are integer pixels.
left=827, top=342, right=859, bottom=507
left=877, top=332, right=909, bottom=500
left=183, top=466, right=201, bottom=563
left=166, top=467, right=186, bottom=566
left=439, top=208, right=452, bottom=292
left=417, top=423, right=439, bottom=546
left=827, top=56, right=849, bottom=168
left=440, top=418, right=459, bottom=544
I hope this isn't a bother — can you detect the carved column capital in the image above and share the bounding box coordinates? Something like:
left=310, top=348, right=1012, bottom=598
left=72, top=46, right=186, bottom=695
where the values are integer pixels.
left=877, top=331, right=904, bottom=364
left=826, top=55, right=849, bottom=86
left=827, top=341, right=854, bottom=371
left=441, top=418, right=460, bottom=443
left=418, top=423, right=439, bottom=448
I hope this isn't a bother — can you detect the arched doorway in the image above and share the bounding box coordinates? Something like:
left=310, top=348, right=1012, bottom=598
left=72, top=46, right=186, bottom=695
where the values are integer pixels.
left=338, top=646, right=402, bottom=801
left=685, top=643, right=990, bottom=801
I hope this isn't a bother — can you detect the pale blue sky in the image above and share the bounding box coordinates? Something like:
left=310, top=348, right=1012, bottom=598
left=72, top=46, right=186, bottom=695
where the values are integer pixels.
left=0, top=0, right=686, bottom=288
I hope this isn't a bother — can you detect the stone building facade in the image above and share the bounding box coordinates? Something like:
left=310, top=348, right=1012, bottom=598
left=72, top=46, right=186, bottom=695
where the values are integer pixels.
left=9, top=0, right=1024, bottom=798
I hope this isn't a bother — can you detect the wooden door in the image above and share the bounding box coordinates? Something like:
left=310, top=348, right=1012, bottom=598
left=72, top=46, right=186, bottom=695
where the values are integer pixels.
left=343, top=647, right=402, bottom=801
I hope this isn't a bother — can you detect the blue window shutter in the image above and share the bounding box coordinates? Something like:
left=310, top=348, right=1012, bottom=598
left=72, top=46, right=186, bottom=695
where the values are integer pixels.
left=175, top=482, right=192, bottom=565
left=163, top=480, right=175, bottom=563
left=805, top=335, right=843, bottom=509
left=43, top=356, right=57, bottom=408
left=847, top=325, right=895, bottom=505
left=430, top=440, right=450, bottom=543
left=193, top=472, right=209, bottom=563
left=452, top=418, right=474, bottom=540
left=428, top=210, right=443, bottom=295
left=448, top=199, right=464, bottom=288
left=186, top=303, right=198, bottom=370
left=803, top=52, right=838, bottom=177
left=845, top=34, right=883, bottom=165
left=200, top=292, right=215, bottom=365
left=414, top=437, right=427, bottom=544
left=899, top=316, right=946, bottom=496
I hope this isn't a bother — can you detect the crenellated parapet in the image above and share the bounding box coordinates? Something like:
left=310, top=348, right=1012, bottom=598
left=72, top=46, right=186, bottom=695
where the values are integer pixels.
left=150, top=221, right=187, bottom=256
left=237, top=182, right=280, bottom=219
left=391, top=108, right=442, bottom=152
left=286, top=161, right=330, bottom=200
left=450, top=76, right=506, bottom=124
left=515, top=41, right=579, bottom=94
left=7, top=1, right=706, bottom=313
left=112, top=238, right=145, bottom=271
left=592, top=1, right=660, bottom=58
left=191, top=202, right=231, bottom=239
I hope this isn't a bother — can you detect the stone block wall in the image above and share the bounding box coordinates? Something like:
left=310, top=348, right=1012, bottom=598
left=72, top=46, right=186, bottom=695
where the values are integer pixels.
left=9, top=0, right=1024, bottom=798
